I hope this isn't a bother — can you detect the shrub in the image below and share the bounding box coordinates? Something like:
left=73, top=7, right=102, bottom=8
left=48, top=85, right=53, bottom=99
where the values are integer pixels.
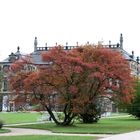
left=0, top=120, right=3, bottom=129
left=127, top=81, right=140, bottom=119
left=127, top=95, right=140, bottom=119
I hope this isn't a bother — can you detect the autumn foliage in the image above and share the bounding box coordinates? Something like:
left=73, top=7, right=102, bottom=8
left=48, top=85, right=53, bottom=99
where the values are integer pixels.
left=10, top=45, right=134, bottom=125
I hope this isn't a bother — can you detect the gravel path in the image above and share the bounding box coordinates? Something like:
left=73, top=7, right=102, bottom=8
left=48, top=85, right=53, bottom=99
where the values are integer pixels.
left=0, top=127, right=112, bottom=138
left=1, top=127, right=140, bottom=140
left=1, top=116, right=139, bottom=140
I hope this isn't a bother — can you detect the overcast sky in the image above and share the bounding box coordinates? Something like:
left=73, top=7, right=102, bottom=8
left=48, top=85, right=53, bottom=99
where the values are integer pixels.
left=0, top=0, right=140, bottom=60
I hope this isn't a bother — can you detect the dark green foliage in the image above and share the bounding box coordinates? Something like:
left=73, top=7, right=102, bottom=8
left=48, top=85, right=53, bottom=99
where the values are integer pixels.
left=80, top=113, right=100, bottom=123
left=80, top=100, right=102, bottom=123
left=80, top=97, right=112, bottom=123
left=127, top=80, right=140, bottom=119
left=0, top=120, right=3, bottom=129
left=127, top=96, right=140, bottom=119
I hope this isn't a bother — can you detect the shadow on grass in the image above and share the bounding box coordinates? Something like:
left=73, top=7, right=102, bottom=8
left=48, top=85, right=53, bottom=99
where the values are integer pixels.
left=0, top=129, right=11, bottom=133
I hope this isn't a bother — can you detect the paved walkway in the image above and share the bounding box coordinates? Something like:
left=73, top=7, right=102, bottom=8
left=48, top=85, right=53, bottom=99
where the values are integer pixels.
left=100, top=131, right=140, bottom=140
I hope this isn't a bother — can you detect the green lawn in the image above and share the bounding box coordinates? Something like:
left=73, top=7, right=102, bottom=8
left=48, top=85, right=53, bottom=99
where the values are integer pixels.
left=0, top=112, right=42, bottom=124
left=1, top=112, right=140, bottom=134
left=0, top=112, right=128, bottom=125
left=10, top=116, right=140, bottom=134
left=0, top=135, right=96, bottom=140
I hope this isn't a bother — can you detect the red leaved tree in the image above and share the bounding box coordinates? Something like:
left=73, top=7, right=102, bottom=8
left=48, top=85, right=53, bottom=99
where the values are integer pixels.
left=10, top=45, right=134, bottom=125
left=71, top=46, right=135, bottom=122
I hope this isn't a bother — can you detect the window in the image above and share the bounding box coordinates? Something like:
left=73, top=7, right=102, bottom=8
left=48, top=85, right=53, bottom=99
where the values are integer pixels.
left=3, top=77, right=8, bottom=91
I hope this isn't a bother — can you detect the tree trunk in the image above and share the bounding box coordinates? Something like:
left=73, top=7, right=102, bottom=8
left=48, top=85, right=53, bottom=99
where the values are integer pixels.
left=44, top=105, right=60, bottom=125
left=44, top=105, right=76, bottom=126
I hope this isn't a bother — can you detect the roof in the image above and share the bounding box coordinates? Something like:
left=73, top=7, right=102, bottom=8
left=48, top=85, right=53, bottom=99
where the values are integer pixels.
left=111, top=47, right=138, bottom=62
left=30, top=51, right=49, bottom=65
left=0, top=47, right=23, bottom=64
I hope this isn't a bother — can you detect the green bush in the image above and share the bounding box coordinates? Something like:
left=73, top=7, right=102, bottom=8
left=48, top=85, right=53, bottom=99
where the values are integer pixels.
left=127, top=95, right=140, bottom=119
left=0, top=120, right=3, bottom=129
left=127, top=80, right=140, bottom=119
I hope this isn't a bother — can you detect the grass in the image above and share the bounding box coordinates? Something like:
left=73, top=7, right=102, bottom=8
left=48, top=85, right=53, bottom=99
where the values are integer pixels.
left=0, top=112, right=42, bottom=124
left=0, top=135, right=96, bottom=140
left=10, top=116, right=140, bottom=134
left=0, top=112, right=127, bottom=125
left=1, top=112, right=140, bottom=134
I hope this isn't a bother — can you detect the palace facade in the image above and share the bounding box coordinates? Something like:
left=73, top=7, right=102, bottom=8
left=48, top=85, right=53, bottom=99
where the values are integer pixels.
left=0, top=34, right=139, bottom=111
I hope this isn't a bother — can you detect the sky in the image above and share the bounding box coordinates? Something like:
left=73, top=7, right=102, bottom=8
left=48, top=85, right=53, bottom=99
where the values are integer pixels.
left=0, top=0, right=140, bottom=60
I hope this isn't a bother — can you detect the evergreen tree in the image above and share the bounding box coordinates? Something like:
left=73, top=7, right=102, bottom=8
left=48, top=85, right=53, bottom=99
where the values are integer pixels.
left=127, top=80, right=140, bottom=119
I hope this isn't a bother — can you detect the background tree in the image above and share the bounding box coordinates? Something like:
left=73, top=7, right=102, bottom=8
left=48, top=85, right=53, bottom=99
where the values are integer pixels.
left=127, top=79, right=140, bottom=119
left=10, top=45, right=134, bottom=125
left=0, top=71, right=3, bottom=111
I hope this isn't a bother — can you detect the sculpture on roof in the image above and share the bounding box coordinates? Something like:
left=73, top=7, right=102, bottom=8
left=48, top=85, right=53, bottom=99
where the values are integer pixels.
left=34, top=37, right=38, bottom=52
left=120, top=33, right=123, bottom=49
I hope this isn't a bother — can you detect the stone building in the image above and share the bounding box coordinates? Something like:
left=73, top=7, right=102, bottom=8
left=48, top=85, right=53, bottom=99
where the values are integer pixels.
left=0, top=34, right=139, bottom=111
left=0, top=47, right=22, bottom=111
